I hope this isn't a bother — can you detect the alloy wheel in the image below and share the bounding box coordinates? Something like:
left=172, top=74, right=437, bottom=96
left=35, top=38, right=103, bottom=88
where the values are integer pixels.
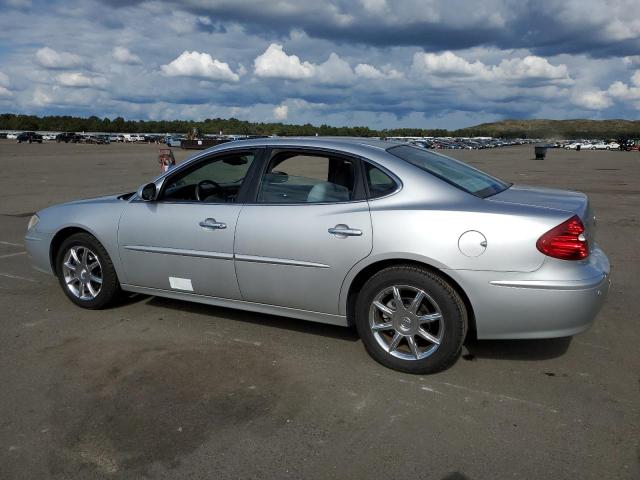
left=369, top=285, right=444, bottom=360
left=62, top=246, right=103, bottom=300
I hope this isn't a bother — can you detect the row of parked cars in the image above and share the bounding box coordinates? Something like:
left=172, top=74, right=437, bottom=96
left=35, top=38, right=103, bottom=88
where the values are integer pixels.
left=2, top=131, right=168, bottom=144
left=561, top=141, right=621, bottom=150
left=391, top=137, right=537, bottom=150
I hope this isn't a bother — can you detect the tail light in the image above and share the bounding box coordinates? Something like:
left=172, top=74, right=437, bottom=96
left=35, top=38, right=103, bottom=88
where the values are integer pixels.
left=536, top=215, right=589, bottom=260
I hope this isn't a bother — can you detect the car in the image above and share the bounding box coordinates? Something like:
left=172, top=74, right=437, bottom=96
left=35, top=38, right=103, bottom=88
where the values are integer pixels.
left=84, top=134, right=109, bottom=144
left=592, top=142, right=611, bottom=150
left=25, top=138, right=610, bottom=374
left=608, top=142, right=620, bottom=150
left=56, top=132, right=81, bottom=143
left=17, top=131, right=43, bottom=143
left=6, top=132, right=18, bottom=140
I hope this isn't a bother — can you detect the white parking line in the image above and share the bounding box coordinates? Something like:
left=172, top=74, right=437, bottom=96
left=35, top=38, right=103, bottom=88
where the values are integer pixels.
left=0, top=241, right=23, bottom=247
left=0, top=272, right=37, bottom=283
left=0, top=251, right=26, bottom=259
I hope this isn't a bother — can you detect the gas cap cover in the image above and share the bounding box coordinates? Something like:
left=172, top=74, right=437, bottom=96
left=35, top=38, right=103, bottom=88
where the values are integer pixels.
left=458, top=230, right=487, bottom=257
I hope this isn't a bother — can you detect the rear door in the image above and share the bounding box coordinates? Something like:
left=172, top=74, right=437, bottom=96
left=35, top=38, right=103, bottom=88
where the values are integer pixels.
left=234, top=148, right=372, bottom=315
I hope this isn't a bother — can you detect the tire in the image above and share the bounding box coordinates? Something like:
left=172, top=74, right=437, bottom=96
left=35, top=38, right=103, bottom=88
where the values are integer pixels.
left=55, top=232, right=121, bottom=309
left=355, top=265, right=467, bottom=374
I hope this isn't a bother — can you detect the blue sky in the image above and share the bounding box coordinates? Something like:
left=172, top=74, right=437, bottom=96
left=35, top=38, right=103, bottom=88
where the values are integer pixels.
left=0, top=0, right=639, bottom=129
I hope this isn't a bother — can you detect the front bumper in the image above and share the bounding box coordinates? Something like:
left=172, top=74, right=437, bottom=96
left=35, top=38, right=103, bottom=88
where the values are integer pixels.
left=25, top=230, right=55, bottom=275
left=450, top=247, right=611, bottom=339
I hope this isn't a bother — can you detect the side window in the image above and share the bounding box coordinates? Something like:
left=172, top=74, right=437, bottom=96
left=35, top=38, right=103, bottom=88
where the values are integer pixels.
left=258, top=151, right=356, bottom=203
left=161, top=152, right=254, bottom=203
left=365, top=163, right=398, bottom=199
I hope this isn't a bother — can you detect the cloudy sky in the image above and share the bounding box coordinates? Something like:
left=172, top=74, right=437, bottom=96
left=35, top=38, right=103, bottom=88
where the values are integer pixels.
left=0, top=0, right=639, bottom=129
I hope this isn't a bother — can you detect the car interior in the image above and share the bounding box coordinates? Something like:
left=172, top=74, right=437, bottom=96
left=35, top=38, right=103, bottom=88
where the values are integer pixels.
left=258, top=151, right=356, bottom=203
left=160, top=153, right=254, bottom=203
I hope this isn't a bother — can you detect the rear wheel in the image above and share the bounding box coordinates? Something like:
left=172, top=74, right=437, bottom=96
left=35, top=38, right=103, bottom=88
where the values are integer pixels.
left=355, top=265, right=467, bottom=374
left=55, top=233, right=121, bottom=309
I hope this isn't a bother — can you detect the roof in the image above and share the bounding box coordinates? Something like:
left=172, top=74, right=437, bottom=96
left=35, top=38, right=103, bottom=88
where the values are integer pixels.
left=211, top=136, right=404, bottom=153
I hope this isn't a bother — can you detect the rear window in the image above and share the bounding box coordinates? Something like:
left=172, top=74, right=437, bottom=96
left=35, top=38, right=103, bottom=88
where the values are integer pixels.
left=387, top=145, right=511, bottom=198
left=365, top=163, right=398, bottom=199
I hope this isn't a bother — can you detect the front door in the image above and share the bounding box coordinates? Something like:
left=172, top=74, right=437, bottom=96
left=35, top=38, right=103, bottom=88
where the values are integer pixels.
left=118, top=149, right=257, bottom=298
left=234, top=149, right=372, bottom=314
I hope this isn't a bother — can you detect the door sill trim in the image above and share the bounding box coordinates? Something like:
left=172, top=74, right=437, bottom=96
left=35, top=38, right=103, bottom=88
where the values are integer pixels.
left=121, top=284, right=348, bottom=327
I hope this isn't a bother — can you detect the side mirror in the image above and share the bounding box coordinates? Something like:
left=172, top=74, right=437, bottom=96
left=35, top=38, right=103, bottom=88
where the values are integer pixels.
left=139, top=182, right=157, bottom=201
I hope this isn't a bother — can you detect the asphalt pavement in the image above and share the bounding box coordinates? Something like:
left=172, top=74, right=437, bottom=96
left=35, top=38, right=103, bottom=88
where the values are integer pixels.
left=0, top=141, right=638, bottom=479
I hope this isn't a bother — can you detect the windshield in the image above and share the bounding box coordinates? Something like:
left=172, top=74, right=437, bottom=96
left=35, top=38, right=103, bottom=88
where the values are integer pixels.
left=387, top=145, right=511, bottom=198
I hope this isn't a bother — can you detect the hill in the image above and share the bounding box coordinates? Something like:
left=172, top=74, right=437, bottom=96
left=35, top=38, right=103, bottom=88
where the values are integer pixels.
left=454, top=119, right=640, bottom=139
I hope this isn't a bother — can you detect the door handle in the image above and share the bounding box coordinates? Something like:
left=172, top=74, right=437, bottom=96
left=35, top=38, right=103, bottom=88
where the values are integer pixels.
left=199, top=218, right=226, bottom=230
left=328, top=224, right=362, bottom=237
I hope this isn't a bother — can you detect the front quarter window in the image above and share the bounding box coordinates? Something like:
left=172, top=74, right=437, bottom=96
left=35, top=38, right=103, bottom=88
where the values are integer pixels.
left=387, top=145, right=510, bottom=198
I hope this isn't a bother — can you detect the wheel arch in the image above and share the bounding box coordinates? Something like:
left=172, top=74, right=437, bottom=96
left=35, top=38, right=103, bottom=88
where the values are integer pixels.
left=49, top=226, right=98, bottom=275
left=344, top=258, right=477, bottom=340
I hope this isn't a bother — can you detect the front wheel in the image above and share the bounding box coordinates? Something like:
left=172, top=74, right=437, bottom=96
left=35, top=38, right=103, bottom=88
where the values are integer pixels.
left=355, top=265, right=467, bottom=374
left=55, top=233, right=121, bottom=309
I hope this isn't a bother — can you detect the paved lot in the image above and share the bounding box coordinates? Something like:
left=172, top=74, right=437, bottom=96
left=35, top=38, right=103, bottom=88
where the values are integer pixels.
left=0, top=140, right=638, bottom=479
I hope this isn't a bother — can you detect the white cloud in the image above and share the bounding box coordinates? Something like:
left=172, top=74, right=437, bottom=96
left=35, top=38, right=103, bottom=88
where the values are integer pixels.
left=315, top=53, right=356, bottom=84
left=571, top=88, right=612, bottom=110
left=496, top=56, right=571, bottom=83
left=254, top=45, right=359, bottom=84
left=0, top=86, right=12, bottom=98
left=273, top=104, right=288, bottom=120
left=35, top=47, right=83, bottom=69
left=112, top=46, right=142, bottom=65
left=412, top=51, right=489, bottom=78
left=607, top=71, right=640, bottom=103
left=355, top=63, right=403, bottom=80
left=254, top=43, right=315, bottom=80
left=161, top=51, right=239, bottom=82
left=55, top=72, right=107, bottom=88
left=411, top=51, right=571, bottom=84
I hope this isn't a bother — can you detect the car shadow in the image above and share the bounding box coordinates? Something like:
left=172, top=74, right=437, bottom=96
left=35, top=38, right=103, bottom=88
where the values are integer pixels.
left=463, top=337, right=572, bottom=361
left=115, top=294, right=573, bottom=357
left=144, top=295, right=361, bottom=343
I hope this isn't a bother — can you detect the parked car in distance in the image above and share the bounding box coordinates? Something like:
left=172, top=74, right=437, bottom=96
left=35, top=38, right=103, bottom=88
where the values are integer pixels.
left=56, top=132, right=81, bottom=143
left=25, top=138, right=610, bottom=374
left=593, top=142, right=611, bottom=150
left=6, top=132, right=18, bottom=140
left=608, top=142, right=620, bottom=150
left=41, top=133, right=57, bottom=141
left=17, top=131, right=43, bottom=143
left=84, top=134, right=110, bottom=144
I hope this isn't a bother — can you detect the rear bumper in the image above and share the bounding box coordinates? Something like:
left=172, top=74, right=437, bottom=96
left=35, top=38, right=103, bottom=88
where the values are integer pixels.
left=449, top=247, right=610, bottom=339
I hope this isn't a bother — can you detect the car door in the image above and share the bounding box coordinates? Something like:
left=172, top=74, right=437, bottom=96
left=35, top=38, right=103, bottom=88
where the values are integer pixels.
left=234, top=148, right=373, bottom=315
left=118, top=149, right=260, bottom=299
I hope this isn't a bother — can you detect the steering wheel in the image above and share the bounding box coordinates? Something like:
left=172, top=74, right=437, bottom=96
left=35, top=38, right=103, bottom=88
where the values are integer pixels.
left=195, top=179, right=224, bottom=202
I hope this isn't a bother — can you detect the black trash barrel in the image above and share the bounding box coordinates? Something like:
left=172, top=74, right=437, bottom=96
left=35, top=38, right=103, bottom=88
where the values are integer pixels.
left=534, top=145, right=547, bottom=160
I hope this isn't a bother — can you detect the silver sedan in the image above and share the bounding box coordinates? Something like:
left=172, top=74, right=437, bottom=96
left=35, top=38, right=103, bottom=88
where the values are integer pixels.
left=25, top=137, right=610, bottom=373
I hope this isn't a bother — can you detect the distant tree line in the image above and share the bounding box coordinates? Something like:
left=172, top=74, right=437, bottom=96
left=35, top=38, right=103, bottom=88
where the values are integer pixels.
left=1, top=113, right=639, bottom=139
